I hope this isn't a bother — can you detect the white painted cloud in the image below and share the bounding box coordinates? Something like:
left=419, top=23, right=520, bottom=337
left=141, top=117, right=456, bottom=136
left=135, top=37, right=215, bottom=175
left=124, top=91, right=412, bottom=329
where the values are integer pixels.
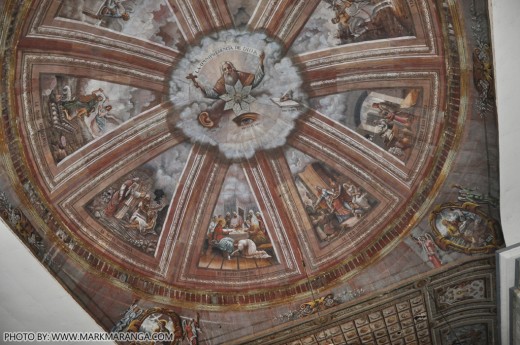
left=117, top=1, right=161, bottom=39
left=309, top=93, right=350, bottom=123
left=218, top=164, right=256, bottom=208
left=227, top=0, right=258, bottom=27
left=289, top=2, right=339, bottom=55
left=284, top=147, right=317, bottom=175
left=59, top=1, right=88, bottom=21
left=170, top=29, right=306, bottom=159
left=144, top=142, right=193, bottom=198
left=116, top=0, right=183, bottom=48
left=40, top=75, right=58, bottom=96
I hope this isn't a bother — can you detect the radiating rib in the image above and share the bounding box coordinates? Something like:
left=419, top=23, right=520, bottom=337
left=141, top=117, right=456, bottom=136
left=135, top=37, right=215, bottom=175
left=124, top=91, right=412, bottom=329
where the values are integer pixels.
left=290, top=110, right=413, bottom=196
left=299, top=55, right=444, bottom=98
left=159, top=144, right=230, bottom=279
left=164, top=149, right=304, bottom=288
left=50, top=102, right=187, bottom=202
left=18, top=48, right=170, bottom=94
left=243, top=150, right=308, bottom=269
left=19, top=38, right=178, bottom=85
left=167, top=0, right=233, bottom=43
left=248, top=0, right=320, bottom=49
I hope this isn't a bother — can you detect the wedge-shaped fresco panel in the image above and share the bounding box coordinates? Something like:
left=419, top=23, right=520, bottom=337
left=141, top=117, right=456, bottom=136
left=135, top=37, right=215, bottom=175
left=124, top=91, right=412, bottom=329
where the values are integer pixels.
left=309, top=88, right=422, bottom=161
left=198, top=164, right=277, bottom=270
left=85, top=143, right=192, bottom=256
left=57, top=0, right=185, bottom=50
left=290, top=0, right=414, bottom=54
left=40, top=74, right=161, bottom=164
left=285, top=148, right=379, bottom=244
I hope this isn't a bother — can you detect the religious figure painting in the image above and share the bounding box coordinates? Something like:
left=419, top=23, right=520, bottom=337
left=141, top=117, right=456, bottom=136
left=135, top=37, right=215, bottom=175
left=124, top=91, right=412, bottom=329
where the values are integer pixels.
left=286, top=149, right=378, bottom=243
left=137, top=313, right=175, bottom=341
left=429, top=202, right=502, bottom=254
left=198, top=164, right=277, bottom=270
left=85, top=143, right=192, bottom=255
left=290, top=0, right=414, bottom=54
left=40, top=74, right=160, bottom=163
left=409, top=232, right=443, bottom=269
left=309, top=88, right=422, bottom=160
left=172, top=29, right=306, bottom=159
left=57, top=0, right=185, bottom=50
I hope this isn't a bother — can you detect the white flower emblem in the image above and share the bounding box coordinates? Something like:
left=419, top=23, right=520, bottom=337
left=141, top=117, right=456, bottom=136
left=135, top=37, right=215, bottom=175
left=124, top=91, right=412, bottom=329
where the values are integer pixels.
left=219, top=80, right=256, bottom=116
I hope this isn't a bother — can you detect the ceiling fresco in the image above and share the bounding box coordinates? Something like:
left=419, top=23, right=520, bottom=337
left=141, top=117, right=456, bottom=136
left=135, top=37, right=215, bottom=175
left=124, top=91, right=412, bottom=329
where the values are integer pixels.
left=0, top=0, right=501, bottom=344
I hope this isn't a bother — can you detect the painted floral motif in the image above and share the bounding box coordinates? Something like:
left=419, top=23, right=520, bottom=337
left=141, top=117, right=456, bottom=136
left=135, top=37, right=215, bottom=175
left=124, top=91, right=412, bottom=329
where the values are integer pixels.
left=220, top=80, right=256, bottom=115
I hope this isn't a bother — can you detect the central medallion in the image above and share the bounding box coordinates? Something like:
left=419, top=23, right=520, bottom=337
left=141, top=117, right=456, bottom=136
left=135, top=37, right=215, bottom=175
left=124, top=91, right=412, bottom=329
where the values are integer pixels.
left=170, top=30, right=305, bottom=159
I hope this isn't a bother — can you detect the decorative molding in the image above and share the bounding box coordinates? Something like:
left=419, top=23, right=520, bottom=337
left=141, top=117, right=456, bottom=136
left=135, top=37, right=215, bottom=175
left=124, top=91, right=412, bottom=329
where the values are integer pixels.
left=206, top=0, right=222, bottom=27
left=178, top=0, right=202, bottom=37
left=277, top=0, right=306, bottom=40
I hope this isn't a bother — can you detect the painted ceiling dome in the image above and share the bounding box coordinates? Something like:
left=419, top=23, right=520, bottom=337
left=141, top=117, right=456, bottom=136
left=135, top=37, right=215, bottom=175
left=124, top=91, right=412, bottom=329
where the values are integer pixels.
left=0, top=0, right=502, bottom=344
